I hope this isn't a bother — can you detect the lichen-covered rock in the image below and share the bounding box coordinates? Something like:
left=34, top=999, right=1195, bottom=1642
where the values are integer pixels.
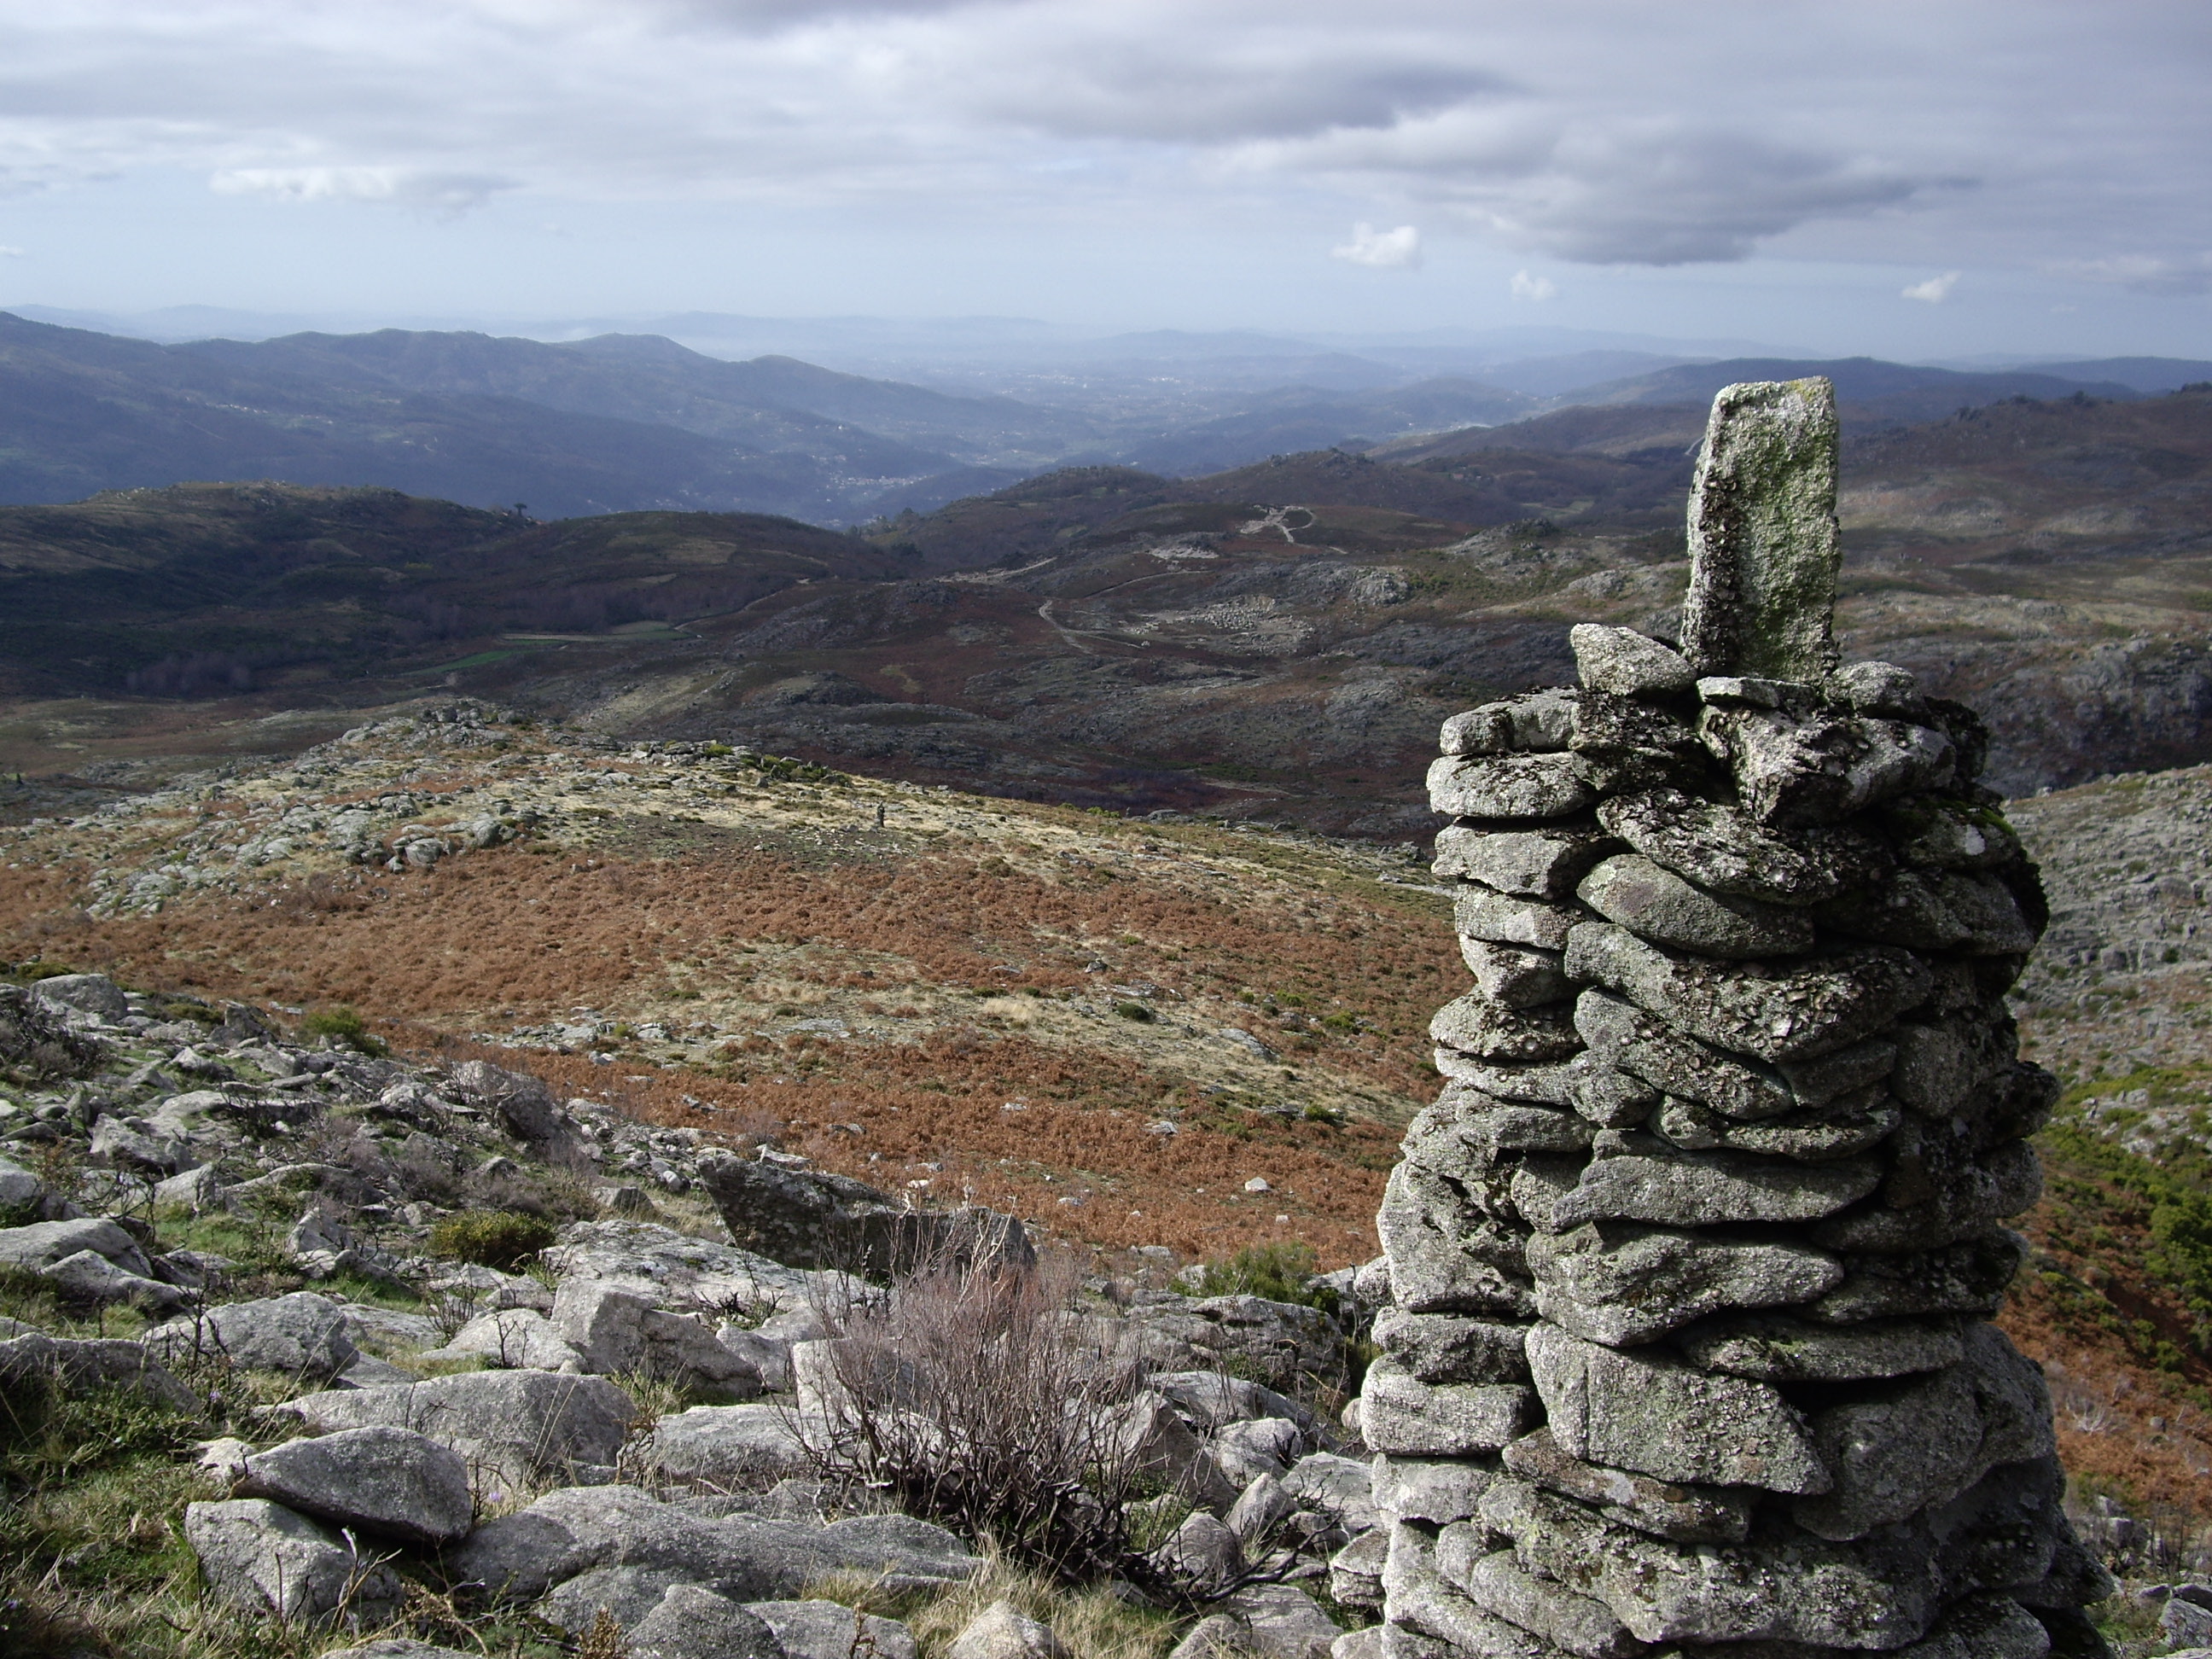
left=1526, top=1326, right=1828, bottom=1495
left=1370, top=1455, right=1495, bottom=1525
left=626, top=1585, right=784, bottom=1659
left=1427, top=754, right=1595, bottom=821
left=1460, top=1547, right=1647, bottom=1659
left=1457, top=939, right=1569, bottom=1009
left=1499, top=1427, right=1750, bottom=1545
left=1546, top=1142, right=1880, bottom=1231
left=1673, top=1313, right=1965, bottom=1382
left=1567, top=923, right=1934, bottom=1067
left=1578, top=852, right=1815, bottom=960
left=1359, top=1365, right=1534, bottom=1457
left=1679, top=376, right=1843, bottom=683
left=1371, top=1311, right=1529, bottom=1384
left=1527, top=1221, right=1843, bottom=1345
left=1569, top=625, right=1697, bottom=699
left=277, top=1370, right=634, bottom=1493
left=1428, top=994, right=1580, bottom=1066
left=1454, top=885, right=1582, bottom=952
left=696, top=1151, right=1031, bottom=1279
left=1433, top=826, right=1615, bottom=901
left=1572, top=988, right=1790, bottom=1121
left=0, top=1331, right=198, bottom=1412
left=147, top=1292, right=358, bottom=1378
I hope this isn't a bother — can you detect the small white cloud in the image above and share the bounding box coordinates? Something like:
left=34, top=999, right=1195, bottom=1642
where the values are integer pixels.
left=1331, top=222, right=1422, bottom=268
left=0, top=245, right=24, bottom=258
left=1510, top=268, right=1557, bottom=301
left=1901, top=270, right=1961, bottom=302
left=209, top=166, right=515, bottom=217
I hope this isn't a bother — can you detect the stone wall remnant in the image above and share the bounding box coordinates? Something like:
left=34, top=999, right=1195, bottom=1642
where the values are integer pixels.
left=1365, top=377, right=2111, bottom=1658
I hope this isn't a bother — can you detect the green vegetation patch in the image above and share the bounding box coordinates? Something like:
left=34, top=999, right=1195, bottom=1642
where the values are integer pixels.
left=429, top=1209, right=559, bottom=1270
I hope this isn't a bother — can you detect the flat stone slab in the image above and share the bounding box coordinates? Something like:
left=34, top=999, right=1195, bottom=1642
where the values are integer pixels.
left=1528, top=1221, right=1843, bottom=1346
left=1564, top=923, right=1933, bottom=1066
left=1598, top=789, right=1890, bottom=907
left=1549, top=1142, right=1880, bottom=1231
left=1500, top=1427, right=1751, bottom=1545
left=1428, top=754, right=1596, bottom=821
left=1674, top=1313, right=1966, bottom=1382
left=1527, top=1325, right=1829, bottom=1495
left=1579, top=853, right=1814, bottom=959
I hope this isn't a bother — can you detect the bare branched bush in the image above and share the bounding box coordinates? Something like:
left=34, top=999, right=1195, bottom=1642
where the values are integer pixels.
left=796, top=1248, right=1165, bottom=1589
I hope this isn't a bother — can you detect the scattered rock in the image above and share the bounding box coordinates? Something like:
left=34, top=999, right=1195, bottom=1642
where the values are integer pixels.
left=148, top=1292, right=358, bottom=1379
left=697, top=1150, right=1033, bottom=1278
left=276, top=1370, right=635, bottom=1493
left=235, top=1424, right=473, bottom=1545
left=183, top=1497, right=403, bottom=1622
left=626, top=1584, right=784, bottom=1659
left=751, top=1598, right=919, bottom=1659
left=29, top=974, right=131, bottom=1023
left=946, top=1600, right=1068, bottom=1659
left=0, top=1330, right=198, bottom=1411
left=1219, top=1584, right=1343, bottom=1659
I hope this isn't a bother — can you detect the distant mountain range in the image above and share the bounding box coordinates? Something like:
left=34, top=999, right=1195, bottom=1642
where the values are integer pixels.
left=3, top=310, right=2207, bottom=525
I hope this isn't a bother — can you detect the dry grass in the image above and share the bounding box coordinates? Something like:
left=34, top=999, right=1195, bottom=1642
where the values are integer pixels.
left=808, top=1557, right=1181, bottom=1659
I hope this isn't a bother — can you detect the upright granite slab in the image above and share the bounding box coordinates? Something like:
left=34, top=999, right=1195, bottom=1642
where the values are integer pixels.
left=1369, top=378, right=2111, bottom=1659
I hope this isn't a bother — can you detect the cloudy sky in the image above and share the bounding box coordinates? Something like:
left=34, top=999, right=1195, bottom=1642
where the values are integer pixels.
left=1, top=0, right=2207, bottom=358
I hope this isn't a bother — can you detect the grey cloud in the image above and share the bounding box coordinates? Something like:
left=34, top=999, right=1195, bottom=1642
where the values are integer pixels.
left=1248, top=113, right=1941, bottom=265
left=972, top=49, right=1506, bottom=143
left=2058, top=253, right=2212, bottom=297
left=1479, top=130, right=1937, bottom=265
left=0, top=0, right=2201, bottom=286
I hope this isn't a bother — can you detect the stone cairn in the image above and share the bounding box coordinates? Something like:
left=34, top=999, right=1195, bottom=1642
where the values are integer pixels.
left=1357, top=378, right=2116, bottom=1659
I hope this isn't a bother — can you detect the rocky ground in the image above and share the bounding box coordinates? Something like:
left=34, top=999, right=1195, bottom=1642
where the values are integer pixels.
left=0, top=962, right=1391, bottom=1658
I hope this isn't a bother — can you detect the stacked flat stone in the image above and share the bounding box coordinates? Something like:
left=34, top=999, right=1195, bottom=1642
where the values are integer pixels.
left=1360, top=379, right=2115, bottom=1659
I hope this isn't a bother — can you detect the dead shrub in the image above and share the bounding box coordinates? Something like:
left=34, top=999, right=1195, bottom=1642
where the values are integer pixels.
left=796, top=1248, right=1161, bottom=1588
left=273, top=873, right=370, bottom=917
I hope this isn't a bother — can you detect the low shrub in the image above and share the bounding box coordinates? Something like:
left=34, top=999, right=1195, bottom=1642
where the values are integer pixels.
left=798, top=1250, right=1160, bottom=1586
left=1111, top=1001, right=1155, bottom=1023
left=5, top=960, right=78, bottom=985
left=1182, top=1241, right=1336, bottom=1313
left=428, top=1209, right=558, bottom=1269
left=299, top=1005, right=388, bottom=1057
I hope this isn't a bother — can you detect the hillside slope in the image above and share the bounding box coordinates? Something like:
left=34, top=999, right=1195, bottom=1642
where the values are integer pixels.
left=9, top=703, right=2212, bottom=1579
left=0, top=707, right=1444, bottom=1260
left=0, top=484, right=897, bottom=698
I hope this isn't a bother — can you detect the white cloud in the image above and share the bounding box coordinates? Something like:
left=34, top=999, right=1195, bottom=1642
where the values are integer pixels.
left=1332, top=222, right=1420, bottom=268
left=0, top=244, right=23, bottom=257
left=209, top=166, right=515, bottom=215
left=1510, top=269, right=1556, bottom=301
left=1901, top=270, right=1960, bottom=302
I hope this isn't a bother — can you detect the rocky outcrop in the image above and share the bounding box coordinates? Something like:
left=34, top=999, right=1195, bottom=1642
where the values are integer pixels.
left=696, top=1150, right=1033, bottom=1279
left=1362, top=380, right=2109, bottom=1658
